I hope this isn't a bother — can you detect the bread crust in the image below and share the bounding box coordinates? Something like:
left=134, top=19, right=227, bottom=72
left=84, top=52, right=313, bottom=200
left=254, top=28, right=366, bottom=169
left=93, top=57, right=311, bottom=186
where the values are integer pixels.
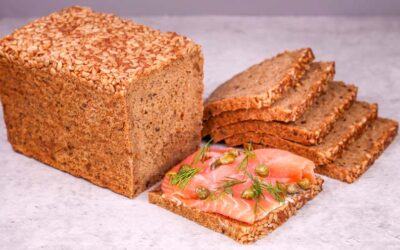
left=203, top=48, right=315, bottom=119
left=203, top=62, right=335, bottom=136
left=148, top=178, right=323, bottom=244
left=225, top=102, right=377, bottom=165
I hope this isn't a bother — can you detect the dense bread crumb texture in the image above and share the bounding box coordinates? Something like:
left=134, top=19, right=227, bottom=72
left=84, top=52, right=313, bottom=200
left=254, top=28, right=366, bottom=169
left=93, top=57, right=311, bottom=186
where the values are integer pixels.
left=225, top=102, right=378, bottom=165
left=0, top=6, right=201, bottom=94
left=316, top=118, right=398, bottom=183
left=0, top=6, right=204, bottom=197
left=209, top=81, right=358, bottom=145
left=149, top=178, right=323, bottom=244
left=203, top=63, right=336, bottom=136
left=203, top=48, right=315, bottom=118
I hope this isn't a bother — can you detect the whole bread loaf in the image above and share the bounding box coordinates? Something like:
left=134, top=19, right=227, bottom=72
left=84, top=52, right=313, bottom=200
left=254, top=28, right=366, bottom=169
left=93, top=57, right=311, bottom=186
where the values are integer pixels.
left=204, top=48, right=314, bottom=118
left=0, top=6, right=204, bottom=198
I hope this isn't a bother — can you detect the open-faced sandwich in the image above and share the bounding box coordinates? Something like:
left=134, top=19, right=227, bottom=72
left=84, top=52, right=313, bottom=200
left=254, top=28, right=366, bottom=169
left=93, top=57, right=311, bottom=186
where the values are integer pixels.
left=149, top=143, right=323, bottom=243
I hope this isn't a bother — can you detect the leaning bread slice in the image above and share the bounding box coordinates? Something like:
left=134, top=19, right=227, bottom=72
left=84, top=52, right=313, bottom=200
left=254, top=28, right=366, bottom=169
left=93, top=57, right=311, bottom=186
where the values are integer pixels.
left=149, top=177, right=323, bottom=244
left=225, top=102, right=378, bottom=165
left=316, top=118, right=398, bottom=183
left=204, top=48, right=314, bottom=118
left=203, top=62, right=335, bottom=136
left=209, top=81, right=357, bottom=145
left=203, top=62, right=335, bottom=135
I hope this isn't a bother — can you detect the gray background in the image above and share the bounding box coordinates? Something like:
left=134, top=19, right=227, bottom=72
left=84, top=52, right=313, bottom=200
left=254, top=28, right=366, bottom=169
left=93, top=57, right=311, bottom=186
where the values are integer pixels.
left=1, top=0, right=400, bottom=17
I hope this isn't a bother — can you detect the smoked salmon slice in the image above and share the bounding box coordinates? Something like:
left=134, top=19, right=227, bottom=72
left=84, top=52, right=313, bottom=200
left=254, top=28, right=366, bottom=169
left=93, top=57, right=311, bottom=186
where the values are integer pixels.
left=161, top=144, right=317, bottom=224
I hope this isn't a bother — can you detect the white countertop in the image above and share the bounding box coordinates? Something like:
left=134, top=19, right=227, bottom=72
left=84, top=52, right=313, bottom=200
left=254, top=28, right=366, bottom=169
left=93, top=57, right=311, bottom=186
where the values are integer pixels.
left=0, top=16, right=399, bottom=250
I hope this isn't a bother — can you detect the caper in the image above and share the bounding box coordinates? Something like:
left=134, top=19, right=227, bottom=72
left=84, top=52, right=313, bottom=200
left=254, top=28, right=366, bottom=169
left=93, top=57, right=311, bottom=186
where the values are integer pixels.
left=228, top=148, right=240, bottom=157
left=166, top=171, right=177, bottom=177
left=179, top=164, right=192, bottom=172
left=255, top=164, right=269, bottom=177
left=297, top=178, right=311, bottom=190
left=287, top=184, right=300, bottom=194
left=196, top=186, right=210, bottom=200
left=219, top=153, right=236, bottom=165
left=211, top=149, right=239, bottom=170
left=241, top=187, right=255, bottom=199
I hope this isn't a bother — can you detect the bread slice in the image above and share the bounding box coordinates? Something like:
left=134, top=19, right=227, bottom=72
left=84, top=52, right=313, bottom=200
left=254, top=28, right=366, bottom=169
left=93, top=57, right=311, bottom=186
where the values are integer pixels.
left=225, top=102, right=378, bottom=165
left=148, top=178, right=323, bottom=244
left=203, top=62, right=335, bottom=136
left=208, top=81, right=357, bottom=145
left=204, top=48, right=315, bottom=119
left=316, top=118, right=398, bottom=183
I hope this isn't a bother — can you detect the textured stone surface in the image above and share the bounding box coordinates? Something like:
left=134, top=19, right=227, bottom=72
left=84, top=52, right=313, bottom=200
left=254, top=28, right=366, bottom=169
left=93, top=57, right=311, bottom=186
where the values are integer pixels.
left=1, top=15, right=400, bottom=249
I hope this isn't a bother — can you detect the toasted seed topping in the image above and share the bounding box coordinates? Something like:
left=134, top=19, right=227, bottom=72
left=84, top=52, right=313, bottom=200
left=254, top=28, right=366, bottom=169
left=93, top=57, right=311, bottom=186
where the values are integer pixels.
left=0, top=6, right=200, bottom=94
left=286, top=184, right=300, bottom=194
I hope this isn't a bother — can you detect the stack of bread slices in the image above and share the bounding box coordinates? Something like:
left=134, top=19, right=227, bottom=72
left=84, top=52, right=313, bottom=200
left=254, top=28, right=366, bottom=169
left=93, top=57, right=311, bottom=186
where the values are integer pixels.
left=203, top=48, right=398, bottom=183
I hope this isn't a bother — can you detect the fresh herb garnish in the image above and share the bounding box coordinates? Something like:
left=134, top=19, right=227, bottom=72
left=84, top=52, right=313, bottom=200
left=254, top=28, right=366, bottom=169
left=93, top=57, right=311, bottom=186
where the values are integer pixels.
left=221, top=177, right=246, bottom=194
left=207, top=177, right=246, bottom=200
left=242, top=175, right=265, bottom=214
left=238, top=143, right=256, bottom=171
left=170, top=164, right=200, bottom=189
left=192, top=139, right=213, bottom=164
left=261, top=182, right=285, bottom=202
left=242, top=173, right=286, bottom=215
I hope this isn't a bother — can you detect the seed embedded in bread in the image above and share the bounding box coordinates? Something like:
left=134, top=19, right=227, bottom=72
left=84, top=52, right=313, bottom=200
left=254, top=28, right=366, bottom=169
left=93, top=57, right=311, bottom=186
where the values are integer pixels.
left=0, top=6, right=204, bottom=198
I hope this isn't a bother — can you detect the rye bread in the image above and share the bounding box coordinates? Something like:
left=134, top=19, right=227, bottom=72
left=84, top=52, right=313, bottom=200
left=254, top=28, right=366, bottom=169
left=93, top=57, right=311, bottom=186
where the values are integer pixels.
left=209, top=81, right=358, bottom=145
left=316, top=118, right=398, bottom=183
left=148, top=177, right=323, bottom=244
left=0, top=7, right=204, bottom=198
left=203, top=62, right=335, bottom=135
left=203, top=48, right=315, bottom=119
left=225, top=101, right=378, bottom=165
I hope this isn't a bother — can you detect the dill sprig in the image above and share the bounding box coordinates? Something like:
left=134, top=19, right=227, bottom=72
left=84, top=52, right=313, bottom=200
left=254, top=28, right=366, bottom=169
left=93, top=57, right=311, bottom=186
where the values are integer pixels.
left=238, top=143, right=256, bottom=172
left=170, top=165, right=200, bottom=189
left=246, top=175, right=265, bottom=214
left=245, top=173, right=286, bottom=215
left=261, top=182, right=285, bottom=202
left=192, top=139, right=213, bottom=164
left=207, top=177, right=246, bottom=200
left=221, top=177, right=246, bottom=195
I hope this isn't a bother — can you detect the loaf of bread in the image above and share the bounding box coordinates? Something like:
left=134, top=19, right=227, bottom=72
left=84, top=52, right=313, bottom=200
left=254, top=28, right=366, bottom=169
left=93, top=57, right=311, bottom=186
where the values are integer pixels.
left=204, top=48, right=314, bottom=119
left=0, top=6, right=204, bottom=198
left=203, top=61, right=335, bottom=135
left=209, top=81, right=357, bottom=145
left=225, top=102, right=378, bottom=165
